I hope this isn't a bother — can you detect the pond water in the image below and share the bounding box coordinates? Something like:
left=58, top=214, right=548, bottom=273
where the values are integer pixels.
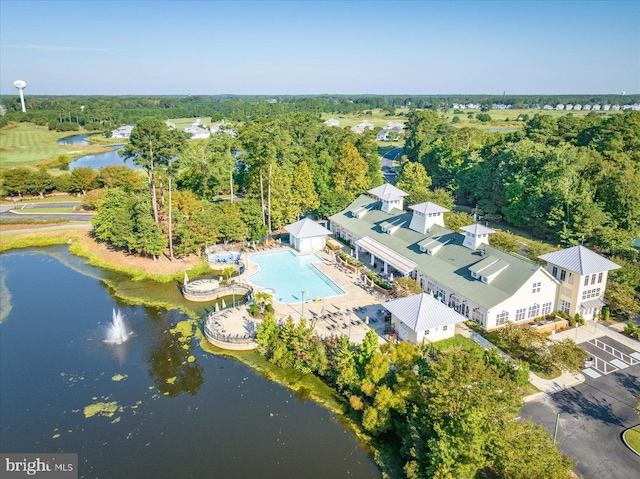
left=57, top=134, right=92, bottom=146
left=58, top=134, right=140, bottom=170
left=0, top=247, right=381, bottom=479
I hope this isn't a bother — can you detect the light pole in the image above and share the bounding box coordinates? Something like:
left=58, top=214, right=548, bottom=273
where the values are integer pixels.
left=232, top=286, right=236, bottom=309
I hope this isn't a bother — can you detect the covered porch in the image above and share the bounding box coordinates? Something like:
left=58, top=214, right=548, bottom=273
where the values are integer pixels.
left=354, top=236, right=417, bottom=280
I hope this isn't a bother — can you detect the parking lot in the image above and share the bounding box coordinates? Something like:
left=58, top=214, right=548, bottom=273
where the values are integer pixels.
left=580, top=336, right=640, bottom=379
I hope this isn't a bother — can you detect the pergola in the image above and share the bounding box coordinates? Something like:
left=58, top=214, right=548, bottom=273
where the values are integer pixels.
left=355, top=236, right=417, bottom=275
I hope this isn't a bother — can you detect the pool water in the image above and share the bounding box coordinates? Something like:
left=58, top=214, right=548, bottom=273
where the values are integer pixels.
left=249, top=250, right=345, bottom=303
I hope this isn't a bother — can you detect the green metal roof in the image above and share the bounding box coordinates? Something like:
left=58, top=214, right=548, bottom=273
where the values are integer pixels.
left=468, top=256, right=500, bottom=274
left=329, top=195, right=543, bottom=310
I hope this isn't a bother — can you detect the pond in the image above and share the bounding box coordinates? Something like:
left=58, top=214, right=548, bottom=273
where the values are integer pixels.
left=0, top=247, right=381, bottom=479
left=58, top=134, right=140, bottom=170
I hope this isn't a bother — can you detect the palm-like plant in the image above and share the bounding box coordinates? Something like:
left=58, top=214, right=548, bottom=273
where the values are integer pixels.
left=254, top=291, right=273, bottom=314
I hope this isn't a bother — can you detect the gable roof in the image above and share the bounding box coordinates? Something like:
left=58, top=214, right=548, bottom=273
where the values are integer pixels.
left=538, top=245, right=620, bottom=275
left=408, top=202, right=449, bottom=215
left=383, top=293, right=467, bottom=332
left=284, top=218, right=332, bottom=239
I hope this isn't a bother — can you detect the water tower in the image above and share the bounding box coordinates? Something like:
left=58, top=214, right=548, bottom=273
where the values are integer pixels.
left=13, top=80, right=27, bottom=113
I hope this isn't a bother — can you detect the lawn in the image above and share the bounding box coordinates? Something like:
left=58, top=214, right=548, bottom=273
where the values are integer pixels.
left=430, top=334, right=484, bottom=353
left=167, top=117, right=207, bottom=130
left=320, top=109, right=408, bottom=129
left=0, top=123, right=112, bottom=168
left=624, top=425, right=640, bottom=455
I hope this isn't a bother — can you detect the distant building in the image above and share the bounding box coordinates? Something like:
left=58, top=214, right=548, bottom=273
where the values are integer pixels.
left=592, top=104, right=601, bottom=111
left=111, top=124, right=135, bottom=139
left=324, top=118, right=340, bottom=127
left=583, top=104, right=591, bottom=111
left=565, top=104, right=573, bottom=111
left=351, top=120, right=374, bottom=134
left=376, top=121, right=405, bottom=141
left=611, top=105, right=620, bottom=111
left=602, top=105, right=611, bottom=111
left=165, top=121, right=176, bottom=129
left=556, top=104, right=565, bottom=110
left=543, top=105, right=553, bottom=110
left=573, top=104, right=582, bottom=111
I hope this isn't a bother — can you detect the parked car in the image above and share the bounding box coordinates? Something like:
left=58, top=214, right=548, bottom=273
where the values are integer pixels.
left=583, top=357, right=595, bottom=368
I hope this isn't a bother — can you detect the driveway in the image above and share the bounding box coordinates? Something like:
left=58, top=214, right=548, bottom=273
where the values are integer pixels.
left=521, top=348, right=640, bottom=479
left=381, top=147, right=402, bottom=182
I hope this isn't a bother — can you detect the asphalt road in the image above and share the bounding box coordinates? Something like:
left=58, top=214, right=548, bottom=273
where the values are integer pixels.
left=521, top=357, right=640, bottom=479
left=381, top=147, right=402, bottom=183
left=0, top=201, right=93, bottom=222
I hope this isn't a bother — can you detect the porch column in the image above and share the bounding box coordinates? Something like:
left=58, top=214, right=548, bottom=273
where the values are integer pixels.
left=355, top=244, right=360, bottom=258
left=383, top=262, right=388, bottom=274
left=370, top=253, right=375, bottom=266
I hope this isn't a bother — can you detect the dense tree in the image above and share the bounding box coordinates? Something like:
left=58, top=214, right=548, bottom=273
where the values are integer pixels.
left=332, top=143, right=370, bottom=200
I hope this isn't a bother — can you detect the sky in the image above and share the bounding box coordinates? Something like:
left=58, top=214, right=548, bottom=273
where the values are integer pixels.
left=1, top=0, right=639, bottom=96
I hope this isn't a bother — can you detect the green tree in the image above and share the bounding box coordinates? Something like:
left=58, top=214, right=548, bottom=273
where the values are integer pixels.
left=332, top=143, right=369, bottom=200
left=98, top=165, right=143, bottom=190
left=549, top=339, right=587, bottom=373
left=290, top=161, right=319, bottom=216
left=69, top=167, right=98, bottom=195
left=394, top=276, right=424, bottom=298
left=395, top=162, right=433, bottom=205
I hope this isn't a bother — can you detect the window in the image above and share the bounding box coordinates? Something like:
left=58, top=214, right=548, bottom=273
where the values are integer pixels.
left=496, top=311, right=509, bottom=326
left=560, top=270, right=566, bottom=281
left=582, top=288, right=601, bottom=300
left=568, top=272, right=574, bottom=285
left=532, top=282, right=541, bottom=293
left=561, top=286, right=572, bottom=297
left=591, top=274, right=597, bottom=285
left=528, top=304, right=540, bottom=319
left=584, top=276, right=589, bottom=286
left=552, top=266, right=558, bottom=278
left=560, top=299, right=571, bottom=314
left=425, top=329, right=429, bottom=335
left=516, top=308, right=526, bottom=321
left=443, top=325, right=448, bottom=331
left=542, top=302, right=552, bottom=316
left=598, top=272, right=603, bottom=283
left=473, top=309, right=485, bottom=324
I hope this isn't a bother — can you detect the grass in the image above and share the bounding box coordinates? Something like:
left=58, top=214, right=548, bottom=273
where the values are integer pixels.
left=320, top=109, right=408, bottom=129
left=1, top=195, right=80, bottom=205
left=624, top=425, right=640, bottom=455
left=0, top=122, right=114, bottom=168
left=465, top=321, right=562, bottom=380
left=167, top=117, right=208, bottom=130
left=430, top=334, right=485, bottom=353
left=11, top=207, right=78, bottom=214
left=441, top=108, right=622, bottom=131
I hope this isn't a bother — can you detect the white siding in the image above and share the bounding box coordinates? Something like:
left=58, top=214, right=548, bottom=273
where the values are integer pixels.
left=486, top=268, right=557, bottom=329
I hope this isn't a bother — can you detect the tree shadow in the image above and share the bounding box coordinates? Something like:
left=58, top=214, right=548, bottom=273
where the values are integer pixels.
left=550, top=386, right=624, bottom=427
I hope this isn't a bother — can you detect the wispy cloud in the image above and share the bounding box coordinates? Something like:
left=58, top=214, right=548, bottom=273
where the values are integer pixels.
left=4, top=44, right=109, bottom=52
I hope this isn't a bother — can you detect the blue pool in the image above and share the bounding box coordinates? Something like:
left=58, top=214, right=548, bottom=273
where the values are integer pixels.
left=249, top=250, right=345, bottom=304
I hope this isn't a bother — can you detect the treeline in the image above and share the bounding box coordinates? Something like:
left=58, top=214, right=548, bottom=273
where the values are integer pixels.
left=1, top=94, right=638, bottom=131
left=83, top=114, right=383, bottom=259
left=255, top=315, right=574, bottom=478
left=404, top=110, right=640, bottom=260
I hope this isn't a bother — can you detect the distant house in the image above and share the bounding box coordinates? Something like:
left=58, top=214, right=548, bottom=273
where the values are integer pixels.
left=111, top=124, right=135, bottom=139
left=583, top=104, right=591, bottom=111
left=611, top=105, right=620, bottom=111
left=543, top=105, right=553, bottom=110
left=556, top=104, right=565, bottom=110
left=384, top=293, right=467, bottom=343
left=376, top=121, right=405, bottom=141
left=351, top=120, right=374, bottom=134
left=592, top=104, right=601, bottom=110
left=565, top=104, right=573, bottom=111
left=210, top=119, right=236, bottom=137
left=185, top=122, right=211, bottom=139
left=602, top=105, right=611, bottom=111
left=324, top=118, right=340, bottom=127
left=284, top=218, right=332, bottom=253
left=573, top=104, right=582, bottom=111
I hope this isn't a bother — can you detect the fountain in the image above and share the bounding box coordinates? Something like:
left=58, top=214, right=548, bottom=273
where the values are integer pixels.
left=104, top=309, right=132, bottom=344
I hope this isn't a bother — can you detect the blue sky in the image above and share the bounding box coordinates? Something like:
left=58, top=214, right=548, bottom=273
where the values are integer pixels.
left=1, top=0, right=638, bottom=95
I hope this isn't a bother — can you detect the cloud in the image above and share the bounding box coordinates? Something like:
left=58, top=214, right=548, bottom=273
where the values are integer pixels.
left=5, top=44, right=109, bottom=52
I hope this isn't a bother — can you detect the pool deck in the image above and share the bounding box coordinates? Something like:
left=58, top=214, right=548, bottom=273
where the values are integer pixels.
left=207, top=246, right=391, bottom=346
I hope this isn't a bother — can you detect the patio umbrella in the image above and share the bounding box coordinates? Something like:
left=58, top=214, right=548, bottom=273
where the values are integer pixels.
left=221, top=299, right=226, bottom=309
left=320, top=306, right=326, bottom=317
left=389, top=273, right=394, bottom=282
left=365, top=315, right=369, bottom=325
left=215, top=303, right=220, bottom=312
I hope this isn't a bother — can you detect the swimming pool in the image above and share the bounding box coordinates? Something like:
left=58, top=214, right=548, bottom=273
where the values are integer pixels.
left=249, top=250, right=345, bottom=304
